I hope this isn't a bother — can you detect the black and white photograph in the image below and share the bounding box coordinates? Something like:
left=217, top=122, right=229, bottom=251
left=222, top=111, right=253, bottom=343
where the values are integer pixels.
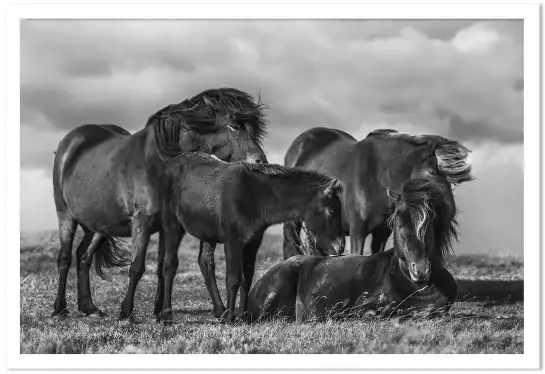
left=4, top=1, right=540, bottom=370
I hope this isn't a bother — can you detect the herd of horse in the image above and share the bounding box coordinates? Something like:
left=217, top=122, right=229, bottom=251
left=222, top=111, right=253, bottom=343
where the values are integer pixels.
left=50, top=87, right=474, bottom=325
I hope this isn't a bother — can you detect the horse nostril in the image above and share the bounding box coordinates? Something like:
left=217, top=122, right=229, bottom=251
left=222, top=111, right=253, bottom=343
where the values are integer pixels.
left=410, top=261, right=431, bottom=279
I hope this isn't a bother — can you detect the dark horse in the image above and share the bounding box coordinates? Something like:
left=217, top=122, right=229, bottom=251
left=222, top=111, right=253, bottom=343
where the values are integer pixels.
left=283, top=128, right=473, bottom=258
left=159, top=152, right=345, bottom=323
left=247, top=178, right=458, bottom=322
left=52, top=88, right=267, bottom=320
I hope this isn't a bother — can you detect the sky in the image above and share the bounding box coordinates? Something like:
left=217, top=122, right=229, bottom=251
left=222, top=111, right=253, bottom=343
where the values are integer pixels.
left=20, top=20, right=523, bottom=255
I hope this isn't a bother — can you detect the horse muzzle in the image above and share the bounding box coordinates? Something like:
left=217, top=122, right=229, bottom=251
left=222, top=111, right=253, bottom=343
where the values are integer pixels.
left=408, top=260, right=431, bottom=284
left=329, top=238, right=346, bottom=256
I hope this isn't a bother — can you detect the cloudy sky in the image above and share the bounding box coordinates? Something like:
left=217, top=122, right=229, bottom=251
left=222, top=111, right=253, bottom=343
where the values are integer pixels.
left=20, top=20, right=523, bottom=254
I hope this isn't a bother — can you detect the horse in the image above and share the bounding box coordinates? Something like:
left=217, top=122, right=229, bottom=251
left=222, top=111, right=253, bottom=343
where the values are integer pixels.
left=158, top=152, right=346, bottom=324
left=51, top=88, right=268, bottom=321
left=282, top=127, right=473, bottom=258
left=246, top=178, right=458, bottom=323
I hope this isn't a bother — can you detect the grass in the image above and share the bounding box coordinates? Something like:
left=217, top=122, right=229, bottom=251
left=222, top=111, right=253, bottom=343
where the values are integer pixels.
left=20, top=230, right=523, bottom=354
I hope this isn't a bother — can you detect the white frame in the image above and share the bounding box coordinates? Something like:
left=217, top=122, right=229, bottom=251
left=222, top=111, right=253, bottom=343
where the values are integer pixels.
left=5, top=1, right=540, bottom=370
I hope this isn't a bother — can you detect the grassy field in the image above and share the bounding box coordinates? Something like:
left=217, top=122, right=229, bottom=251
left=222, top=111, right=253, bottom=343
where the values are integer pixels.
left=20, top=230, right=523, bottom=354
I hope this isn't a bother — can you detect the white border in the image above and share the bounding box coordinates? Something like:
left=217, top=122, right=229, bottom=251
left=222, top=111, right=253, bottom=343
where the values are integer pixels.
left=6, top=1, right=540, bottom=370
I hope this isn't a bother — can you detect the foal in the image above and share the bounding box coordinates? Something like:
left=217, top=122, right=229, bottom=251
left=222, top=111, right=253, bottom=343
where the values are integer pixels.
left=159, top=152, right=345, bottom=324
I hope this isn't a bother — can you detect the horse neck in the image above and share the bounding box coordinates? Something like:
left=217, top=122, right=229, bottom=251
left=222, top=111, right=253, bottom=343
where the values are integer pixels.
left=255, top=174, right=320, bottom=226
left=129, top=125, right=165, bottom=164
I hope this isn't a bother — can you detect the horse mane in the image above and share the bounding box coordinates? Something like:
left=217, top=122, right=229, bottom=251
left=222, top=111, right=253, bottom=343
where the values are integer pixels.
left=146, top=88, right=268, bottom=160
left=366, top=129, right=474, bottom=185
left=240, top=163, right=335, bottom=189
left=389, top=178, right=459, bottom=264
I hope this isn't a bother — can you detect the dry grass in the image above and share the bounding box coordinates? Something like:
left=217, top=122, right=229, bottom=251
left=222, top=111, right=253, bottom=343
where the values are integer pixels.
left=20, top=230, right=523, bottom=354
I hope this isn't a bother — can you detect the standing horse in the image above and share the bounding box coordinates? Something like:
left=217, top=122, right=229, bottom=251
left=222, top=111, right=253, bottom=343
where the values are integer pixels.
left=51, top=88, right=267, bottom=320
left=247, top=178, right=458, bottom=322
left=159, top=152, right=345, bottom=324
left=283, top=127, right=473, bottom=258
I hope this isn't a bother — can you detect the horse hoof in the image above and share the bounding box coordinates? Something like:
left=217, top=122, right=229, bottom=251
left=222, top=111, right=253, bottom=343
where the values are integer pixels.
left=219, top=311, right=235, bottom=325
left=211, top=308, right=226, bottom=319
left=163, top=319, right=175, bottom=326
left=235, top=308, right=249, bottom=319
left=51, top=310, right=69, bottom=318
left=86, top=310, right=106, bottom=319
left=118, top=311, right=134, bottom=322
left=118, top=316, right=138, bottom=325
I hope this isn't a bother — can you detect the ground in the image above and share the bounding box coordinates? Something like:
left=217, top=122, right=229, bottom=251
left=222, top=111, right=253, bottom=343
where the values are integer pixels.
left=20, top=230, right=523, bottom=354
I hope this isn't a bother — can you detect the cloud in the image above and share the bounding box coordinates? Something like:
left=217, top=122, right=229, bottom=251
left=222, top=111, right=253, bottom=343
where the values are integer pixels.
left=21, top=20, right=523, bottom=142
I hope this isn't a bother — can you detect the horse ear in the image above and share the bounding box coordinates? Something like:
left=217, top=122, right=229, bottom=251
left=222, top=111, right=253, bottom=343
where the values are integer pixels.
left=332, top=179, right=343, bottom=195
left=324, top=178, right=342, bottom=197
left=386, top=188, right=402, bottom=204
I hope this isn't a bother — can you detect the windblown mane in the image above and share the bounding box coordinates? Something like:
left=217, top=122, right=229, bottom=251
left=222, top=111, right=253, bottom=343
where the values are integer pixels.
left=240, top=163, right=335, bottom=189
left=146, top=88, right=268, bottom=160
left=389, top=178, right=459, bottom=264
left=366, top=129, right=474, bottom=185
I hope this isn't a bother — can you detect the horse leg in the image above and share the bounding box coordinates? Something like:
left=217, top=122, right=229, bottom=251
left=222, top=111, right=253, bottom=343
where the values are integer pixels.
left=119, top=217, right=151, bottom=322
left=370, top=224, right=391, bottom=254
left=429, top=261, right=458, bottom=315
left=52, top=213, right=77, bottom=317
left=349, top=219, right=368, bottom=255
left=76, top=232, right=106, bottom=317
left=161, top=225, right=184, bottom=324
left=197, top=240, right=226, bottom=318
left=223, top=236, right=244, bottom=323
left=237, top=231, right=264, bottom=318
left=153, top=230, right=165, bottom=322
left=282, top=221, right=302, bottom=260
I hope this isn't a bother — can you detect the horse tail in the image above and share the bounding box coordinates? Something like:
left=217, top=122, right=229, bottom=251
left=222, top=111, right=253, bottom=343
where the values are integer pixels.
left=93, top=236, right=131, bottom=280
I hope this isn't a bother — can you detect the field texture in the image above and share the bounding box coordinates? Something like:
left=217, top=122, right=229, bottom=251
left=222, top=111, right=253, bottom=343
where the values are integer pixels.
left=20, top=230, right=523, bottom=354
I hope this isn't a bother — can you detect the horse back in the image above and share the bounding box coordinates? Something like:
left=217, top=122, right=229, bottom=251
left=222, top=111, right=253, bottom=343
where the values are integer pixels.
left=284, top=127, right=357, bottom=172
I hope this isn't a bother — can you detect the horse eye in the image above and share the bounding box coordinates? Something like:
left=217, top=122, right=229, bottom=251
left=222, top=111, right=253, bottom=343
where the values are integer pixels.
left=326, top=207, right=334, bottom=215
left=228, top=123, right=241, bottom=131
left=428, top=169, right=437, bottom=176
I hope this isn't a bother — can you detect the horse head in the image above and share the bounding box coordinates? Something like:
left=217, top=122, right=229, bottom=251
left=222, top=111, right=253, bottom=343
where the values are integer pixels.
left=147, top=88, right=268, bottom=164
left=302, top=178, right=345, bottom=256
left=387, top=178, right=459, bottom=285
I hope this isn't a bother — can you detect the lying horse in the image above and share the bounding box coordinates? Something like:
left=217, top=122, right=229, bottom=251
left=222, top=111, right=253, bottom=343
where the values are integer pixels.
left=247, top=178, right=458, bottom=322
left=159, top=152, right=345, bottom=324
left=283, top=128, right=473, bottom=258
left=52, top=88, right=267, bottom=320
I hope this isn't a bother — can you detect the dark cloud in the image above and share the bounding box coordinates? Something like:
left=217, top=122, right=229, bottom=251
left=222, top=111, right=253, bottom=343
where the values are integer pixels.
left=447, top=112, right=523, bottom=144
left=435, top=107, right=523, bottom=144
left=21, top=19, right=523, bottom=153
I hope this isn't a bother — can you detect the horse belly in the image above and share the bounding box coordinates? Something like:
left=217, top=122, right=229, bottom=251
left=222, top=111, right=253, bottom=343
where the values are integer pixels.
left=177, top=202, right=224, bottom=242
left=63, top=183, right=132, bottom=236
